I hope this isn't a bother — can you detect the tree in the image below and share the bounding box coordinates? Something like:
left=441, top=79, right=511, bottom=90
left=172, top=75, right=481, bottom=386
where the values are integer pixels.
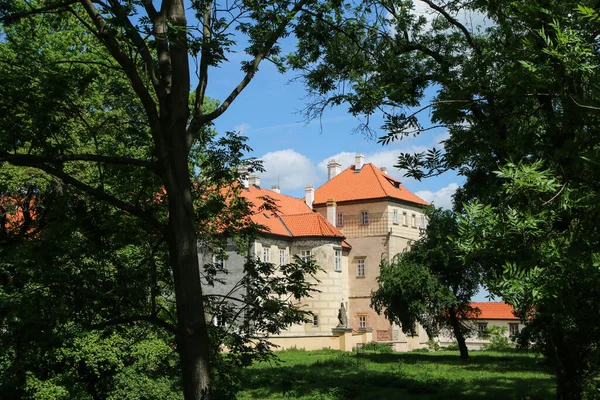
left=0, top=3, right=333, bottom=397
left=0, top=0, right=338, bottom=398
left=288, top=0, right=600, bottom=398
left=372, top=207, right=479, bottom=359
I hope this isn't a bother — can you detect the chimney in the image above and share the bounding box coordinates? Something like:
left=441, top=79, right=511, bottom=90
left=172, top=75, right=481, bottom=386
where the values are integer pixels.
left=238, top=166, right=249, bottom=188
left=327, top=159, right=342, bottom=181
left=271, top=185, right=280, bottom=193
left=248, top=175, right=260, bottom=187
left=355, top=153, right=365, bottom=170
left=305, top=185, right=315, bottom=208
left=381, top=167, right=388, bottom=174
left=326, top=199, right=336, bottom=226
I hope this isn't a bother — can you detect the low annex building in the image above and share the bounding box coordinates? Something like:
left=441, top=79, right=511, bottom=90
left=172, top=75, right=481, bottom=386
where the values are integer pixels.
left=437, top=302, right=524, bottom=350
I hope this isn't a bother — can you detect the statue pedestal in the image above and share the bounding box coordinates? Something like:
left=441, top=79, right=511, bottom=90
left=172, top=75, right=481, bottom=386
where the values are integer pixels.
left=332, top=327, right=352, bottom=335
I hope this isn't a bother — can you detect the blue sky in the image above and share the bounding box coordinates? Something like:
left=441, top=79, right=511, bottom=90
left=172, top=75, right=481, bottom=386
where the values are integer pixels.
left=191, top=7, right=494, bottom=301
left=203, top=51, right=463, bottom=209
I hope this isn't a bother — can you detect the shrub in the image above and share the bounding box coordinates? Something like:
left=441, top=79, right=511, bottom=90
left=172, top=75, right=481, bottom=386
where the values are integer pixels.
left=427, top=338, right=440, bottom=352
left=362, top=341, right=393, bottom=353
left=482, top=326, right=513, bottom=351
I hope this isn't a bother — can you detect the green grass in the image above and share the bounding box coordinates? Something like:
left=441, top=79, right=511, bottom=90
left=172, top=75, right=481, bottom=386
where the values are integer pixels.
left=238, top=348, right=555, bottom=399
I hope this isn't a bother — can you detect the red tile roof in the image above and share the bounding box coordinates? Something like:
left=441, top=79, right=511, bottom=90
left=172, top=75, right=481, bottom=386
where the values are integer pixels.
left=241, top=185, right=344, bottom=239
left=469, top=302, right=519, bottom=320
left=312, top=163, right=428, bottom=206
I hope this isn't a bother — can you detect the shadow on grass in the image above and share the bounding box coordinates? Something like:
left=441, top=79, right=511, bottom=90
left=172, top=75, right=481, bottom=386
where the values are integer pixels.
left=239, top=351, right=555, bottom=400
left=362, top=351, right=547, bottom=373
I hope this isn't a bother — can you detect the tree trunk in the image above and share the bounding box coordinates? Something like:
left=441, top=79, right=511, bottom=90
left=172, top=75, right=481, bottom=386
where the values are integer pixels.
left=556, top=365, right=582, bottom=400
left=553, top=328, right=583, bottom=400
left=164, top=138, right=212, bottom=400
left=449, top=310, right=469, bottom=359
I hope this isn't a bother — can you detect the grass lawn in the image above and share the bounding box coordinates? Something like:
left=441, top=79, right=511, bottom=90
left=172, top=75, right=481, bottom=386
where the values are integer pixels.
left=238, top=348, right=555, bottom=399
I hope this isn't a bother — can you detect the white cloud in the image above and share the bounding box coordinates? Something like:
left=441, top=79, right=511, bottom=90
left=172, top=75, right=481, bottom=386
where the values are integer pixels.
left=410, top=0, right=492, bottom=33
left=259, top=149, right=318, bottom=191
left=416, top=182, right=459, bottom=210
left=234, top=123, right=251, bottom=134
left=317, top=147, right=428, bottom=183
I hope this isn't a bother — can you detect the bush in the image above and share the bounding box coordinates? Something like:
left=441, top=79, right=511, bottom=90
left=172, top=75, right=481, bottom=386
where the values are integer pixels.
left=482, top=326, right=514, bottom=351
left=427, top=339, right=440, bottom=352
left=362, top=341, right=393, bottom=353
left=445, top=341, right=460, bottom=351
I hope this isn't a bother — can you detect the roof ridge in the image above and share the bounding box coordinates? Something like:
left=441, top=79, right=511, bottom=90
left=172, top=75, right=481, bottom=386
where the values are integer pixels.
left=370, top=164, right=391, bottom=196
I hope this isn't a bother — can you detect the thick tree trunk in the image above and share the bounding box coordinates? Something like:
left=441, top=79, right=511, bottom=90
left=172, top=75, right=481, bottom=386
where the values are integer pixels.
left=164, top=138, right=212, bottom=400
left=449, top=310, right=469, bottom=359
left=553, top=329, right=583, bottom=400
left=556, top=366, right=582, bottom=400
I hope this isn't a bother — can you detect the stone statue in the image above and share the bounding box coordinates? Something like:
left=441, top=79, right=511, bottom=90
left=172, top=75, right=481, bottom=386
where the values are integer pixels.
left=337, top=302, right=348, bottom=327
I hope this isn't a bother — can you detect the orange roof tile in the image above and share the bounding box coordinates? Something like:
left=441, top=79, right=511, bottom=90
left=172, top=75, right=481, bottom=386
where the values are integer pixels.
left=313, top=163, right=428, bottom=206
left=280, top=212, right=344, bottom=238
left=469, top=302, right=519, bottom=320
left=240, top=185, right=343, bottom=239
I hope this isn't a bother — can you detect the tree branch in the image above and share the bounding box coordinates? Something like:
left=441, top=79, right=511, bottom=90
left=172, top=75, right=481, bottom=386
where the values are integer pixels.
left=0, top=153, right=160, bottom=172
left=0, top=0, right=78, bottom=24
left=0, top=154, right=162, bottom=230
left=187, top=0, right=311, bottom=136
left=91, top=314, right=177, bottom=334
left=78, top=0, right=161, bottom=129
left=418, top=0, right=480, bottom=55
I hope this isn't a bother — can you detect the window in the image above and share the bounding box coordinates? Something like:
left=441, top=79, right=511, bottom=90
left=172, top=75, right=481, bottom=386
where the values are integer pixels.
left=419, top=215, right=426, bottom=229
left=402, top=211, right=408, bottom=226
left=300, top=250, right=312, bottom=262
left=279, top=249, right=286, bottom=266
left=263, top=247, right=270, bottom=263
left=337, top=213, right=344, bottom=227
left=478, top=322, right=489, bottom=339
left=212, top=255, right=224, bottom=269
left=357, top=259, right=365, bottom=277
left=334, top=250, right=342, bottom=272
left=312, top=315, right=319, bottom=327
left=509, top=323, right=519, bottom=336
left=411, top=214, right=416, bottom=228
left=360, top=210, right=369, bottom=225
left=358, top=315, right=367, bottom=329
left=393, top=209, right=399, bottom=225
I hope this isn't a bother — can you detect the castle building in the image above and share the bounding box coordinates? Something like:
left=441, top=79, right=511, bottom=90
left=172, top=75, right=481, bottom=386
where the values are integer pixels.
left=203, top=154, right=429, bottom=351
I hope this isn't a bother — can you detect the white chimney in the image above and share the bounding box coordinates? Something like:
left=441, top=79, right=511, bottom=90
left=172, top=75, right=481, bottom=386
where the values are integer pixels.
left=355, top=153, right=365, bottom=170
left=381, top=167, right=387, bottom=174
left=238, top=166, right=249, bottom=188
left=271, top=185, right=280, bottom=193
left=305, top=185, right=315, bottom=208
left=326, top=199, right=336, bottom=226
left=327, top=159, right=342, bottom=181
left=248, top=175, right=260, bottom=187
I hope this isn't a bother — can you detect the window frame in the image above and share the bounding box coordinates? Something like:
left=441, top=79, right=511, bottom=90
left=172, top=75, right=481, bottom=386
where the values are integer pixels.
left=411, top=213, right=416, bottom=228
left=419, top=215, right=426, bottom=229
left=477, top=322, right=489, bottom=339
left=393, top=209, right=399, bottom=225
left=509, top=323, right=519, bottom=336
left=263, top=247, right=270, bottom=263
left=356, top=258, right=365, bottom=277
left=312, top=314, right=319, bottom=327
left=358, top=315, right=367, bottom=329
left=334, top=249, right=342, bottom=272
left=360, top=210, right=369, bottom=225
left=300, top=249, right=312, bottom=262
left=336, top=212, right=344, bottom=227
left=402, top=211, right=408, bottom=226
left=212, top=254, right=224, bottom=269
left=279, top=249, right=286, bottom=266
